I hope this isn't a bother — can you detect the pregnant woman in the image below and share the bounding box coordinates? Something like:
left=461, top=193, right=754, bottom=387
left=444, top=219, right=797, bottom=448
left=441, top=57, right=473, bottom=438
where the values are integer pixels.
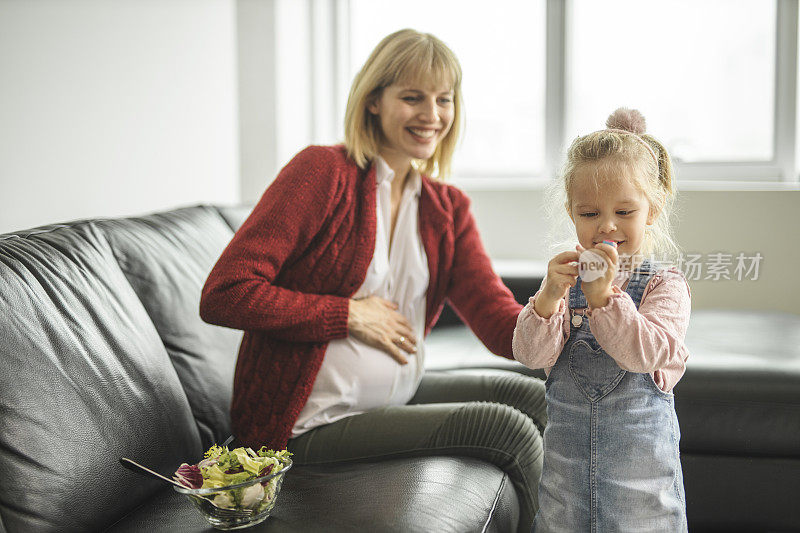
left=200, top=28, right=546, bottom=531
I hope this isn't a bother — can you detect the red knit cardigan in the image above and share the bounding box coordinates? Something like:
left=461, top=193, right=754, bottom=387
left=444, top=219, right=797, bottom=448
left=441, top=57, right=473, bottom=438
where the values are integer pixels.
left=200, top=145, right=522, bottom=449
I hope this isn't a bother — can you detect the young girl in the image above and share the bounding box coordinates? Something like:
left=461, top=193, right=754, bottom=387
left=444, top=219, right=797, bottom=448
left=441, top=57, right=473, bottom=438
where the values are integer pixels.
left=513, top=108, right=690, bottom=532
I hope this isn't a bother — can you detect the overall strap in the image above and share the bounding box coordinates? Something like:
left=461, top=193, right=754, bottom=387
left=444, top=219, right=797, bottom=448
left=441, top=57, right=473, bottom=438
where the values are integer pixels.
left=569, top=280, right=588, bottom=310
left=570, top=260, right=654, bottom=311
left=624, top=260, right=654, bottom=309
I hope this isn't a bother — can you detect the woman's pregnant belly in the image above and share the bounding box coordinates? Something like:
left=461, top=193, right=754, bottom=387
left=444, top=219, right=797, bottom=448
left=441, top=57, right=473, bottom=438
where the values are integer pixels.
left=292, top=336, right=423, bottom=434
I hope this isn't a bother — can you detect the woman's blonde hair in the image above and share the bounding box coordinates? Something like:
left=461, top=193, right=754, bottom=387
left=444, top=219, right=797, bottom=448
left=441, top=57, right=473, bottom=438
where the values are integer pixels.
left=344, top=29, right=463, bottom=179
left=547, top=108, right=680, bottom=265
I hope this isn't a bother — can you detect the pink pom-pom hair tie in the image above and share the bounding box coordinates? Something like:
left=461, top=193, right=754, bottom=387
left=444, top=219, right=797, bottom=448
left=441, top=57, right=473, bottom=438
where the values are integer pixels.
left=602, top=108, right=659, bottom=165
left=606, top=107, right=647, bottom=134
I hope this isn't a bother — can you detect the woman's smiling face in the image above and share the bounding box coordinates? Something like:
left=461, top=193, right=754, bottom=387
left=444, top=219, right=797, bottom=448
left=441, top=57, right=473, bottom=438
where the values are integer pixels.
left=569, top=160, right=655, bottom=258
left=368, top=80, right=455, bottom=173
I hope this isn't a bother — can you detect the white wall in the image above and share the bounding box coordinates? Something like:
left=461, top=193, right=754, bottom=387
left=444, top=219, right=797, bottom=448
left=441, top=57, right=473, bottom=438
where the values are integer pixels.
left=0, top=0, right=239, bottom=233
left=236, top=0, right=278, bottom=203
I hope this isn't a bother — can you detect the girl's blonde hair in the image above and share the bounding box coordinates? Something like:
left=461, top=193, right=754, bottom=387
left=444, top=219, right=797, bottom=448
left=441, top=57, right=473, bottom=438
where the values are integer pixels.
left=548, top=108, right=680, bottom=265
left=344, top=29, right=463, bottom=179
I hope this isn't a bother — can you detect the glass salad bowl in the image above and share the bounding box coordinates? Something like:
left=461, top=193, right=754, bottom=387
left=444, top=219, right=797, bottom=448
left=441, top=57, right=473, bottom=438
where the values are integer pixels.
left=173, top=456, right=292, bottom=530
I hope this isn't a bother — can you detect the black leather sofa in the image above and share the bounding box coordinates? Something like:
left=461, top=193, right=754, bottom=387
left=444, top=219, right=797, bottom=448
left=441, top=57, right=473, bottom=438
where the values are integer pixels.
left=0, top=205, right=521, bottom=533
left=2, top=204, right=799, bottom=532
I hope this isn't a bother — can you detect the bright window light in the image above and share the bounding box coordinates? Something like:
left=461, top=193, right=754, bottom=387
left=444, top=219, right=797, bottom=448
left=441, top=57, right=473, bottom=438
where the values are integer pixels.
left=566, top=0, right=776, bottom=163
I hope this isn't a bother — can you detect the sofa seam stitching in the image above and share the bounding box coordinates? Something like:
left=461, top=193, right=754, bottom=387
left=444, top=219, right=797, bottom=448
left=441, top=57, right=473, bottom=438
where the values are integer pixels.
left=481, top=472, right=508, bottom=533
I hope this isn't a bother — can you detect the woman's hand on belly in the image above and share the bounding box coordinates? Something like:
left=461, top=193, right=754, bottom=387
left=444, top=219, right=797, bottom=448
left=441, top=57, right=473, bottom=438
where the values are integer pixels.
left=348, top=296, right=417, bottom=365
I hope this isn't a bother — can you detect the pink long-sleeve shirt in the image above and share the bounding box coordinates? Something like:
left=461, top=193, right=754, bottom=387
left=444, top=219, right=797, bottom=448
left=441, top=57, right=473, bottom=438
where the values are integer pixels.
left=513, top=268, right=691, bottom=392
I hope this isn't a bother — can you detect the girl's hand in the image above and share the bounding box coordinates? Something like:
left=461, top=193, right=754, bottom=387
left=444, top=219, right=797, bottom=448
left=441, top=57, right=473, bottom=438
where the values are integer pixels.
left=577, top=243, right=618, bottom=309
left=347, top=296, right=417, bottom=365
left=535, top=251, right=580, bottom=319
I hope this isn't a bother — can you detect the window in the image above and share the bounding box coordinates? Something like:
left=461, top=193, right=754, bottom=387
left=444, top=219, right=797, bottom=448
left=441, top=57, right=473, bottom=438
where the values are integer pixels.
left=301, top=0, right=799, bottom=185
left=567, top=0, right=775, bottom=164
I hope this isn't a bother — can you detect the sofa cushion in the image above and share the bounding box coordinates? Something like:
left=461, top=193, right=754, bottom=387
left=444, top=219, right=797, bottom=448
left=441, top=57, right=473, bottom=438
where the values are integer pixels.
left=0, top=222, right=202, bottom=532
left=680, top=453, right=800, bottom=531
left=100, top=206, right=243, bottom=448
left=106, top=457, right=519, bottom=533
left=672, top=310, right=800, bottom=457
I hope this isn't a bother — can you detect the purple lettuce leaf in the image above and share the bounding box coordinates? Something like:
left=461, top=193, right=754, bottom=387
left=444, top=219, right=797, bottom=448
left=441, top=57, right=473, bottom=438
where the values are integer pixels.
left=259, top=463, right=275, bottom=485
left=174, top=463, right=203, bottom=489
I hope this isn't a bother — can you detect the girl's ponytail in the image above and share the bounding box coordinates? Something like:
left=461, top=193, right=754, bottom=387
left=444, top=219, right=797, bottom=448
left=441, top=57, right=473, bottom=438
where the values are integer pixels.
left=643, top=134, right=674, bottom=196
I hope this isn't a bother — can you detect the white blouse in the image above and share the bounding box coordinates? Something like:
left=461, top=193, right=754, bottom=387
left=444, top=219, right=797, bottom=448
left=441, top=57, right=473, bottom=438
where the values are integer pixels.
left=291, top=157, right=429, bottom=437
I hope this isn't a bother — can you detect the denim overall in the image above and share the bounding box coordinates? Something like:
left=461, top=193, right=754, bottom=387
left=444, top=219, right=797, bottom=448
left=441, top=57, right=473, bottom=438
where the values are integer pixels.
left=533, top=263, right=687, bottom=533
